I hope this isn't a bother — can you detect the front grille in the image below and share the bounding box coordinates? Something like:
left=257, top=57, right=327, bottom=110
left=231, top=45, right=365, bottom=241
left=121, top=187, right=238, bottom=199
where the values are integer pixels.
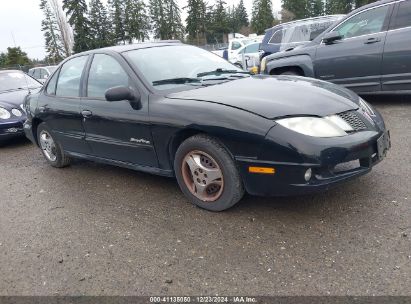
left=337, top=111, right=367, bottom=131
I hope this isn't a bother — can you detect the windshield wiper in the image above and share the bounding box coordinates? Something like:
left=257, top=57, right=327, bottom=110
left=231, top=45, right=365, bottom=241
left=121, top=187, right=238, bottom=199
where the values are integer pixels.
left=197, top=68, right=250, bottom=78
left=152, top=77, right=200, bottom=86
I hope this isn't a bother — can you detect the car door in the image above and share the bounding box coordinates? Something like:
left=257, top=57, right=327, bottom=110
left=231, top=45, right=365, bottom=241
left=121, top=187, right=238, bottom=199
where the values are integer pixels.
left=314, top=3, right=394, bottom=93
left=38, top=55, right=91, bottom=154
left=80, top=52, right=157, bottom=167
left=381, top=0, right=411, bottom=91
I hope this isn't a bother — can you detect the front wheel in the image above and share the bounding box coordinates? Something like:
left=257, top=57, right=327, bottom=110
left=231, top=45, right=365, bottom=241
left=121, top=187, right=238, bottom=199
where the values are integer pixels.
left=37, top=123, right=71, bottom=168
left=174, top=135, right=244, bottom=211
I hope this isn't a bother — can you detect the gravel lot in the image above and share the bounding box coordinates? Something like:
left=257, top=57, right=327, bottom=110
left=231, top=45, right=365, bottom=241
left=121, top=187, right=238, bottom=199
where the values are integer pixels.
left=0, top=96, right=410, bottom=296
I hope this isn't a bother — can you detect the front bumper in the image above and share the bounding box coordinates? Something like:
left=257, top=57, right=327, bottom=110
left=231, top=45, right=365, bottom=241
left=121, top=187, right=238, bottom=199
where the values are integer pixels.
left=236, top=126, right=390, bottom=197
left=0, top=119, right=25, bottom=142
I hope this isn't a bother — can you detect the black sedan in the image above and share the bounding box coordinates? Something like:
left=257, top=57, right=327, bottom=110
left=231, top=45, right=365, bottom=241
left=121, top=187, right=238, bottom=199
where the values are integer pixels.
left=0, top=70, right=42, bottom=144
left=24, top=42, right=390, bottom=211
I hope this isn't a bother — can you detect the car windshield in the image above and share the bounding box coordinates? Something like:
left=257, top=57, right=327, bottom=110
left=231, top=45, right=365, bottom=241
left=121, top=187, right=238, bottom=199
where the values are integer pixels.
left=124, top=45, right=245, bottom=90
left=0, top=71, right=41, bottom=92
left=46, top=66, right=57, bottom=73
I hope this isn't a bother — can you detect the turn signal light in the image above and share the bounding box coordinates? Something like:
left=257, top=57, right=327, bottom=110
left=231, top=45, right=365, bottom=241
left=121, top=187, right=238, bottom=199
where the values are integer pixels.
left=249, top=166, right=275, bottom=174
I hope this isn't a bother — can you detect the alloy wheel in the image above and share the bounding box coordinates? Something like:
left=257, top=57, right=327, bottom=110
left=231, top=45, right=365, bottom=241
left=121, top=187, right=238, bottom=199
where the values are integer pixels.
left=181, top=150, right=224, bottom=202
left=39, top=130, right=57, bottom=162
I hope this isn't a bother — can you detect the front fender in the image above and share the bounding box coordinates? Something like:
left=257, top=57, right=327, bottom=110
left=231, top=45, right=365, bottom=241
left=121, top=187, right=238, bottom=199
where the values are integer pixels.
left=266, top=55, right=315, bottom=77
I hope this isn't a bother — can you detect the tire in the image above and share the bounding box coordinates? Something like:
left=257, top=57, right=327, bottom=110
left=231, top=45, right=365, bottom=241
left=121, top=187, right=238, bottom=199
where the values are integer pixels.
left=37, top=123, right=71, bottom=168
left=174, top=134, right=244, bottom=212
left=280, top=70, right=300, bottom=76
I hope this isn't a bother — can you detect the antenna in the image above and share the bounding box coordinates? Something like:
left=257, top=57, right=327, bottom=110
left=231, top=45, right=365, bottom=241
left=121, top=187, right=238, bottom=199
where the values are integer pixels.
left=11, top=31, right=17, bottom=47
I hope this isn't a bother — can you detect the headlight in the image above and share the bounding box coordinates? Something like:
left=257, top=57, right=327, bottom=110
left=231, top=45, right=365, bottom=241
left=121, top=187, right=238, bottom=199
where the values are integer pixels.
left=260, top=57, right=267, bottom=73
left=276, top=115, right=351, bottom=137
left=359, top=98, right=375, bottom=116
left=11, top=109, right=22, bottom=117
left=0, top=107, right=11, bottom=119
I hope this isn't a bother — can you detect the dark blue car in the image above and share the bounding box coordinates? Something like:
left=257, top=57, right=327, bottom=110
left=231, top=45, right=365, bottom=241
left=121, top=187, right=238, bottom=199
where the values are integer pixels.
left=0, top=70, right=42, bottom=144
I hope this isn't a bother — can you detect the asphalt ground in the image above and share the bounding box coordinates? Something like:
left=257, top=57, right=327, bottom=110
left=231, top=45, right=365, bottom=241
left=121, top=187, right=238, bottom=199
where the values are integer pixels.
left=0, top=96, right=410, bottom=296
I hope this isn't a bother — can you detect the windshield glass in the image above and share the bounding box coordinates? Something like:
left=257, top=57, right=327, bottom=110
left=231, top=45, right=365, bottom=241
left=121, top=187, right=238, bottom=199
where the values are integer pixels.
left=0, top=71, right=41, bottom=92
left=124, top=45, right=244, bottom=90
left=46, top=66, right=57, bottom=73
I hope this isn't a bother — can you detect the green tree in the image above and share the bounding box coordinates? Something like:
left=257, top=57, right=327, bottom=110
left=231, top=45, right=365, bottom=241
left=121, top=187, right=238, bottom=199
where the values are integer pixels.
left=4, top=47, right=31, bottom=66
left=89, top=0, right=113, bottom=48
left=282, top=0, right=308, bottom=20
left=0, top=53, right=7, bottom=68
left=108, top=0, right=126, bottom=44
left=209, top=0, right=230, bottom=43
left=308, top=0, right=324, bottom=17
left=166, top=0, right=184, bottom=39
left=237, top=0, right=249, bottom=28
left=185, top=0, right=207, bottom=43
left=40, top=0, right=65, bottom=63
left=124, top=0, right=150, bottom=43
left=150, top=0, right=184, bottom=40
left=149, top=0, right=167, bottom=39
left=251, top=0, right=274, bottom=34
left=325, top=0, right=353, bottom=14
left=62, top=0, right=91, bottom=53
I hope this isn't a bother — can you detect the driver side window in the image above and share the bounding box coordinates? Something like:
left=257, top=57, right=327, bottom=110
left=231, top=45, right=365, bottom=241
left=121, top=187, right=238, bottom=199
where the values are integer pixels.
left=334, top=5, right=390, bottom=39
left=87, top=54, right=130, bottom=99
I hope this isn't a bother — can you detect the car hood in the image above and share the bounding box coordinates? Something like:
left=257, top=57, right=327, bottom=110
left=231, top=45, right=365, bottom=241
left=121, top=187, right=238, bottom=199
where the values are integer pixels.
left=166, top=75, right=359, bottom=119
left=0, top=89, right=33, bottom=109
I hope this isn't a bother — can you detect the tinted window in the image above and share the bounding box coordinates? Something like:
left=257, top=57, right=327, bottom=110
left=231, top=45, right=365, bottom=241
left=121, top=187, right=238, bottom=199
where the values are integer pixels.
left=40, top=69, right=46, bottom=78
left=269, top=30, right=283, bottom=43
left=56, top=56, right=88, bottom=97
left=334, top=5, right=390, bottom=38
left=393, top=1, right=411, bottom=29
left=244, top=43, right=259, bottom=53
left=87, top=54, right=129, bottom=98
left=46, top=68, right=59, bottom=95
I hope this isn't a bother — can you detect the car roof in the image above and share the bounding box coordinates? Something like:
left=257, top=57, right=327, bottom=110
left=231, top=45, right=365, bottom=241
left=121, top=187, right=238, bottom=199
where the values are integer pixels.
left=77, top=40, right=184, bottom=55
left=266, top=15, right=345, bottom=32
left=347, top=0, right=399, bottom=16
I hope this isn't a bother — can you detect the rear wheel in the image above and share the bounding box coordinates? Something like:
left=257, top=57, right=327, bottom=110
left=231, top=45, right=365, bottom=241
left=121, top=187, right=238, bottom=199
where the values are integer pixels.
left=174, top=135, right=244, bottom=211
left=37, top=123, right=70, bottom=168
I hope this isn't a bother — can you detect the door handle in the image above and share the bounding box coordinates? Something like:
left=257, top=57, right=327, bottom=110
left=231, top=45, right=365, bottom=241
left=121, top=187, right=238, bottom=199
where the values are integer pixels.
left=364, top=37, right=381, bottom=44
left=81, top=110, right=93, bottom=118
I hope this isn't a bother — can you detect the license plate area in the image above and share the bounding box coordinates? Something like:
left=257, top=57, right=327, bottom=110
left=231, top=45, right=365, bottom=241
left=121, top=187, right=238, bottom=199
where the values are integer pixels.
left=377, top=130, right=390, bottom=159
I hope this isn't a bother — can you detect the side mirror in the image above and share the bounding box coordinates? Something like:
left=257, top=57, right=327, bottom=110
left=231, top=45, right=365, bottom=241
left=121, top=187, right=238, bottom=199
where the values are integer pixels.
left=105, top=86, right=142, bottom=109
left=322, top=31, right=343, bottom=44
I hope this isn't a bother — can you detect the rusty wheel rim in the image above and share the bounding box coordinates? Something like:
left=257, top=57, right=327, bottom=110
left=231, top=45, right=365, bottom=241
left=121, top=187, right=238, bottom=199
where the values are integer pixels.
left=181, top=150, right=224, bottom=202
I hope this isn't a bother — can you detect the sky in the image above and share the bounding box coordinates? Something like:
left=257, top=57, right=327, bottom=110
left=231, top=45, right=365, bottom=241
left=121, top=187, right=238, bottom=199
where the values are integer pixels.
left=0, top=0, right=282, bottom=59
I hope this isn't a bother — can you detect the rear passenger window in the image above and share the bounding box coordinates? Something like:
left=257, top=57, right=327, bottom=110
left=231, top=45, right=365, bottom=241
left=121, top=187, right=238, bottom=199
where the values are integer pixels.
left=56, top=56, right=88, bottom=97
left=46, top=68, right=59, bottom=95
left=269, top=30, right=283, bottom=44
left=87, top=54, right=129, bottom=98
left=393, top=1, right=411, bottom=29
